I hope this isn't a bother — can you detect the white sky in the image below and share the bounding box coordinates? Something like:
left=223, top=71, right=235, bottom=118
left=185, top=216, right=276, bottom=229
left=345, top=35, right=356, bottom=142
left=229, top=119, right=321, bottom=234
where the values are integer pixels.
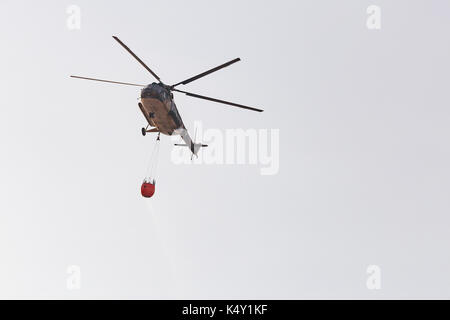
left=1, top=0, right=450, bottom=298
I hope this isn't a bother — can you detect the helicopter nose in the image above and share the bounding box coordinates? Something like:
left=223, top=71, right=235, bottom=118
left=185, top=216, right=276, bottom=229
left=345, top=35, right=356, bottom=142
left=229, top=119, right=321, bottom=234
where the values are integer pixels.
left=141, top=85, right=154, bottom=98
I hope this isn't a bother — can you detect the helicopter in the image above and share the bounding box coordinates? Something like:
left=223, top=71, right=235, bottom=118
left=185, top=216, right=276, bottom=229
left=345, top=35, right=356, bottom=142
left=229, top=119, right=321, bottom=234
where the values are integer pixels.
left=71, top=36, right=263, bottom=157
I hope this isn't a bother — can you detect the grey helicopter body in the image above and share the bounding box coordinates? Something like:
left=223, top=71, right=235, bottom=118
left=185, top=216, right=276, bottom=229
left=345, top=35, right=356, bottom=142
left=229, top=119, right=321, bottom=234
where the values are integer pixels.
left=71, top=36, right=263, bottom=156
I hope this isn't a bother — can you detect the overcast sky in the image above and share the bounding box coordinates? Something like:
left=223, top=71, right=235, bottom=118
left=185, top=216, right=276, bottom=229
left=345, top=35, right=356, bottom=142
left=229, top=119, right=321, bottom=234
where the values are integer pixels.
left=1, top=0, right=450, bottom=299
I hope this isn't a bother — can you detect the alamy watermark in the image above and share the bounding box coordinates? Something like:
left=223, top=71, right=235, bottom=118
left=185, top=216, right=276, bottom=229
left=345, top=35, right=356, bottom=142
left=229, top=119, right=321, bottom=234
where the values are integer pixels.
left=170, top=121, right=280, bottom=176
left=66, top=265, right=81, bottom=290
left=66, top=5, right=81, bottom=30
left=366, top=265, right=381, bottom=290
left=366, top=5, right=381, bottom=30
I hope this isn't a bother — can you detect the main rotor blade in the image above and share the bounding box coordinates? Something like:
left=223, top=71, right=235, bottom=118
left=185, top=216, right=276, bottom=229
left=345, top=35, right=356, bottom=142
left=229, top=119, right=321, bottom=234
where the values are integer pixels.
left=70, top=75, right=145, bottom=87
left=172, top=89, right=263, bottom=112
left=112, top=36, right=161, bottom=82
left=171, top=58, right=241, bottom=88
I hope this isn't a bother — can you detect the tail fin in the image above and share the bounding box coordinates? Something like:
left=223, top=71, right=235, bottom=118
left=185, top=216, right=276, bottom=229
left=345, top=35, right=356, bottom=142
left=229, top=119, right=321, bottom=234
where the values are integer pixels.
left=191, top=127, right=207, bottom=157
left=192, top=142, right=208, bottom=156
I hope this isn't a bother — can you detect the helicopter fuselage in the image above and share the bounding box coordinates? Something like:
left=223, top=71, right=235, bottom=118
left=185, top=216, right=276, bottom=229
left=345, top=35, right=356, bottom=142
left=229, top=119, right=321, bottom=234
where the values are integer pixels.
left=138, top=82, right=199, bottom=154
left=139, top=82, right=185, bottom=135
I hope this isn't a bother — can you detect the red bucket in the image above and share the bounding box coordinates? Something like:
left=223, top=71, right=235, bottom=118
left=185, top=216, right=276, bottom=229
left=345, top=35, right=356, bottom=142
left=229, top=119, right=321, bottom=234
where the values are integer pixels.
left=141, top=182, right=155, bottom=198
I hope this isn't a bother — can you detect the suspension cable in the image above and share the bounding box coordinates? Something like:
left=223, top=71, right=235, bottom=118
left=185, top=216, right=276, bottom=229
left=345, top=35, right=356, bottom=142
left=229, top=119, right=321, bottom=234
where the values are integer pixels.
left=145, top=135, right=161, bottom=183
